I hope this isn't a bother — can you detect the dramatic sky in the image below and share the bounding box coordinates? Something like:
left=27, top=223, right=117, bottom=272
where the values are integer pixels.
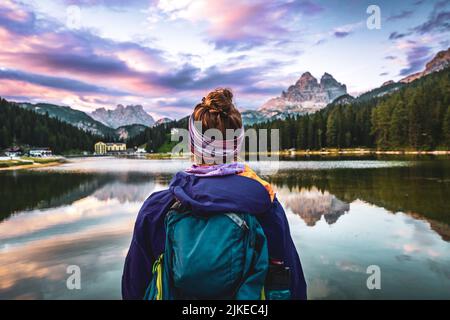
left=0, top=0, right=448, bottom=119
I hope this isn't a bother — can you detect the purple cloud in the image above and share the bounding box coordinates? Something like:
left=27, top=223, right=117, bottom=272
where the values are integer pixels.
left=387, top=10, right=414, bottom=22
left=155, top=97, right=197, bottom=108
left=24, top=52, right=132, bottom=76
left=199, top=0, right=323, bottom=51
left=387, top=1, right=449, bottom=42
left=283, top=0, right=324, bottom=15
left=334, top=31, right=351, bottom=38
left=0, top=68, right=129, bottom=96
left=0, top=5, right=40, bottom=36
left=0, top=1, right=284, bottom=100
left=62, top=0, right=149, bottom=7
left=150, top=63, right=279, bottom=93
left=389, top=31, right=409, bottom=40
left=212, top=36, right=270, bottom=52
left=414, top=0, right=450, bottom=34
left=414, top=10, right=450, bottom=34
left=239, top=85, right=285, bottom=95
left=399, top=45, right=432, bottom=76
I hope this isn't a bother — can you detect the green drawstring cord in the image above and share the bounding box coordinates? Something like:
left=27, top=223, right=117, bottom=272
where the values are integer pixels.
left=261, top=286, right=266, bottom=300
left=151, top=254, right=164, bottom=300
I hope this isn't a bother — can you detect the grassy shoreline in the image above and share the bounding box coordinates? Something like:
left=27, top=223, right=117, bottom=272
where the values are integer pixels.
left=2, top=149, right=449, bottom=169
left=0, top=157, right=67, bottom=171
left=275, top=148, right=450, bottom=156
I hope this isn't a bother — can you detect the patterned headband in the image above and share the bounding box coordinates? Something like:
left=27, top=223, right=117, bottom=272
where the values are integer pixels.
left=189, top=115, right=245, bottom=163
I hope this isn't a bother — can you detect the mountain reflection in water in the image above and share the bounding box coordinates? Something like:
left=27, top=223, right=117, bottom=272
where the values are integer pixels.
left=281, top=187, right=350, bottom=226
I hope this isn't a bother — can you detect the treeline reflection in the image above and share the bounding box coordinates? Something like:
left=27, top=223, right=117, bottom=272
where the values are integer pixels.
left=267, top=165, right=450, bottom=240
left=0, top=172, right=171, bottom=221
left=1, top=163, right=448, bottom=241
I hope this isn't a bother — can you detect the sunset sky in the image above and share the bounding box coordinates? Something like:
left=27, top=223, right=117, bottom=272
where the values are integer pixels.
left=0, top=0, right=448, bottom=119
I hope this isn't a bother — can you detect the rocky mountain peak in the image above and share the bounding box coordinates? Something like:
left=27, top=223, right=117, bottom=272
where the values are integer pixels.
left=91, top=104, right=155, bottom=128
left=130, top=104, right=144, bottom=111
left=424, top=47, right=450, bottom=75
left=320, top=72, right=334, bottom=80
left=243, top=48, right=449, bottom=126
left=382, top=80, right=395, bottom=87
left=320, top=72, right=340, bottom=86
left=400, top=47, right=449, bottom=83
left=259, top=71, right=347, bottom=117
left=295, top=72, right=319, bottom=90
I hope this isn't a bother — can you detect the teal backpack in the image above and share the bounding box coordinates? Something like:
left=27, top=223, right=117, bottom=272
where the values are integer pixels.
left=144, top=201, right=269, bottom=300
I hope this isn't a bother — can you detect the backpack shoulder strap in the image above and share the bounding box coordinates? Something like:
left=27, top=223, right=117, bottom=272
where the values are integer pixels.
left=225, top=213, right=249, bottom=230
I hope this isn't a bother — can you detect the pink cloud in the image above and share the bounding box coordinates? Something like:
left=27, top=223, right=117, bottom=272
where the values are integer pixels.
left=0, top=1, right=294, bottom=118
left=167, top=0, right=323, bottom=50
left=0, top=0, right=30, bottom=23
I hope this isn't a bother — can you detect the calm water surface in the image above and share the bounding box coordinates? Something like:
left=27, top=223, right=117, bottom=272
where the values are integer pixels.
left=0, top=156, right=449, bottom=299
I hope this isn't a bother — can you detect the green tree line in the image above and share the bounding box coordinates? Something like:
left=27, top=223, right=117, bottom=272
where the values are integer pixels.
left=371, top=69, right=450, bottom=149
left=0, top=98, right=101, bottom=154
left=127, top=117, right=188, bottom=152
left=251, top=99, right=376, bottom=150
left=253, top=68, right=450, bottom=151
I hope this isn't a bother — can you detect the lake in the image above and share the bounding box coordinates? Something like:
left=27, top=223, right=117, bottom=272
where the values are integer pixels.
left=0, top=156, right=449, bottom=299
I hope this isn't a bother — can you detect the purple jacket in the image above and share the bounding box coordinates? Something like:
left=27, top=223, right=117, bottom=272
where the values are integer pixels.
left=122, top=171, right=307, bottom=299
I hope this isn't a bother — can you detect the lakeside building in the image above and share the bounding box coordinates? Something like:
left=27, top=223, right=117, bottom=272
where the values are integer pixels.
left=29, top=148, right=52, bottom=157
left=4, top=147, right=23, bottom=158
left=94, top=142, right=127, bottom=155
left=107, top=143, right=127, bottom=153
left=94, top=142, right=107, bottom=155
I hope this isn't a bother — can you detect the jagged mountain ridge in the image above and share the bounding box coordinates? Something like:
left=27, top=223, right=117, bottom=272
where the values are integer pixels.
left=242, top=72, right=347, bottom=124
left=241, top=47, right=450, bottom=125
left=91, top=104, right=155, bottom=129
left=358, top=47, right=450, bottom=101
left=19, top=102, right=116, bottom=137
left=261, top=72, right=347, bottom=113
left=18, top=102, right=151, bottom=140
left=400, top=47, right=450, bottom=83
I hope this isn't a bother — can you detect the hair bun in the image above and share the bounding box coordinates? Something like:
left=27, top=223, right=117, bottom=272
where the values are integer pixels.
left=220, top=88, right=233, bottom=104
left=192, top=88, right=242, bottom=135
left=202, top=88, right=234, bottom=115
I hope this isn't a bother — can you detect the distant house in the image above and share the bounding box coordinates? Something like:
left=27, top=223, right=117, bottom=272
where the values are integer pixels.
left=94, top=141, right=126, bottom=155
left=29, top=148, right=52, bottom=157
left=4, top=147, right=23, bottom=158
